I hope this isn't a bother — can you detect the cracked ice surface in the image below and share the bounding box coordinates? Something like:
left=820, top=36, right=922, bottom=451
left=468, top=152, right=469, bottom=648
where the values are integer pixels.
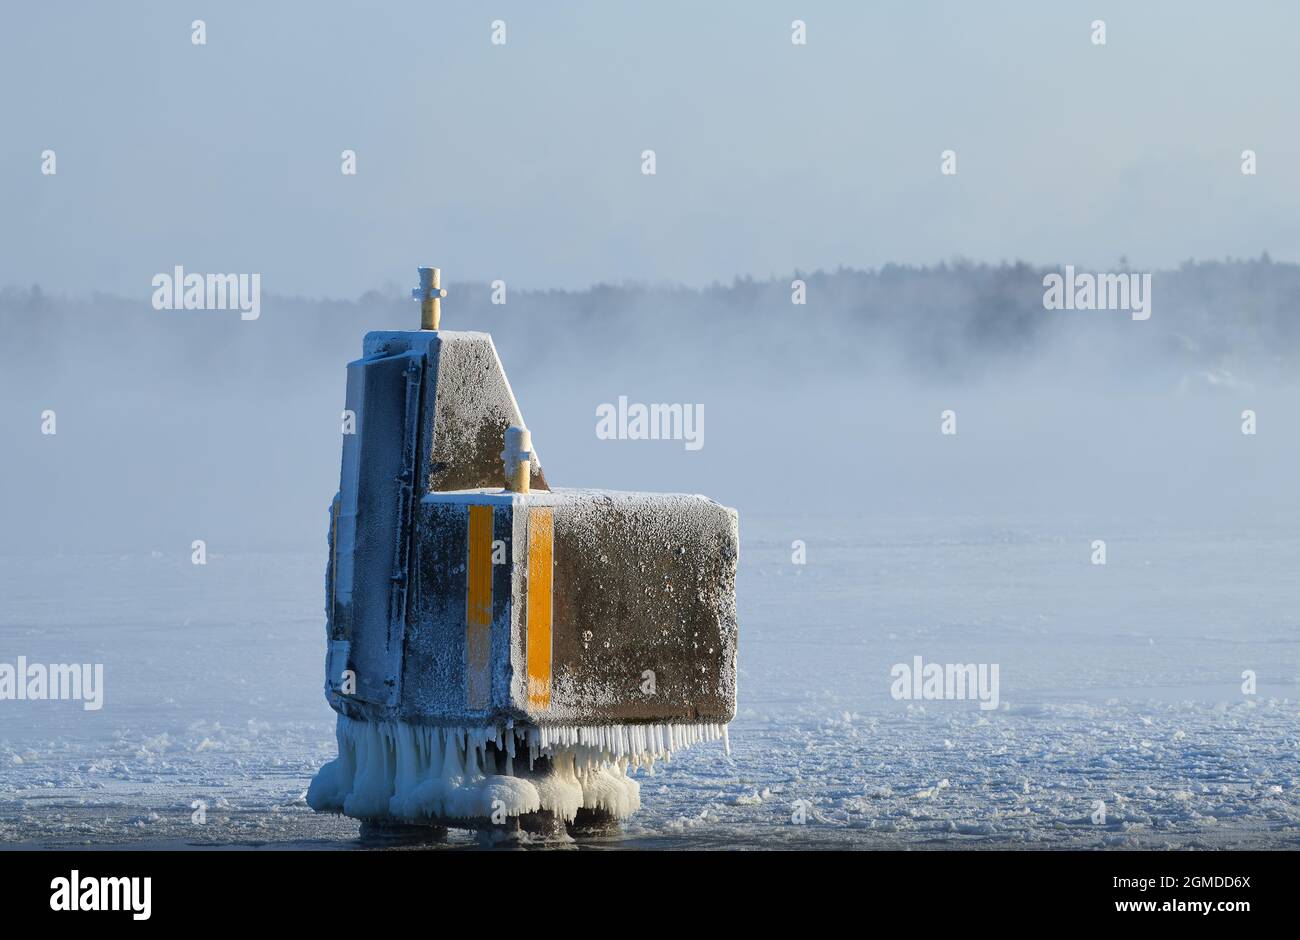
left=0, top=515, right=1297, bottom=849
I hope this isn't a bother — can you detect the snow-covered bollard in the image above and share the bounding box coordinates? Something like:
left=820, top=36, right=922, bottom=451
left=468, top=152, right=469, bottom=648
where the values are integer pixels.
left=308, top=267, right=739, bottom=840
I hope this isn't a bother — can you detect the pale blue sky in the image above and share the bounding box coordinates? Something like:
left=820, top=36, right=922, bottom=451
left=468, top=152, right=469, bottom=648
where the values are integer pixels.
left=3, top=1, right=1297, bottom=297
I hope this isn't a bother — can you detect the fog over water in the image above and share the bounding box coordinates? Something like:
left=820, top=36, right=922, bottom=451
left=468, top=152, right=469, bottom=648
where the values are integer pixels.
left=4, top=258, right=1298, bottom=555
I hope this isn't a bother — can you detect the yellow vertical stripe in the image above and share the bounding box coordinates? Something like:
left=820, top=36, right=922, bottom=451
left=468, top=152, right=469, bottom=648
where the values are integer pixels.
left=329, top=499, right=339, bottom=627
left=526, top=507, right=554, bottom=709
left=465, top=504, right=494, bottom=709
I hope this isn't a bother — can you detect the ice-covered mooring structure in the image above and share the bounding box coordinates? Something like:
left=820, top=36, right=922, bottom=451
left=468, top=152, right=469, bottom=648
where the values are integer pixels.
left=307, top=267, right=739, bottom=839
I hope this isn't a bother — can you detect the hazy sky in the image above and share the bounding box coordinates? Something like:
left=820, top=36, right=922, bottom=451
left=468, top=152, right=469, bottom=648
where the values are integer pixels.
left=3, top=1, right=1298, bottom=298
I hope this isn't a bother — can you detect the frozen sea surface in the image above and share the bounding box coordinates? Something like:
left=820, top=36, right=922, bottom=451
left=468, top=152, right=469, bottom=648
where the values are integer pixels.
left=1, top=513, right=1297, bottom=850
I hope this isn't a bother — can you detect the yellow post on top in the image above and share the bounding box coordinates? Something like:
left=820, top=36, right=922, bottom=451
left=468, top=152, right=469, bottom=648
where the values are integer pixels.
left=502, top=426, right=532, bottom=494
left=411, top=266, right=446, bottom=330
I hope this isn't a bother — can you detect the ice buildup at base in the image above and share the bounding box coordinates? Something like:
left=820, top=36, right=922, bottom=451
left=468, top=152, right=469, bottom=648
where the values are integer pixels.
left=308, top=266, right=739, bottom=837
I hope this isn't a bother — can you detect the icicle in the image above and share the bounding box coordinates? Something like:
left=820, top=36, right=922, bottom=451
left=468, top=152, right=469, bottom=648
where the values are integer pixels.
left=309, top=714, right=729, bottom=824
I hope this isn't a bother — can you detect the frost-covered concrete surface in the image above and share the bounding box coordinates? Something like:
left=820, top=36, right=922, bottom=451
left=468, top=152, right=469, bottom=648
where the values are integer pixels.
left=1, top=513, right=1297, bottom=850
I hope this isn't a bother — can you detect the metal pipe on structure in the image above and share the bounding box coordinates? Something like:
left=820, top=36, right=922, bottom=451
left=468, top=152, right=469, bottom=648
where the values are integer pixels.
left=411, top=266, right=445, bottom=330
left=502, top=425, right=532, bottom=494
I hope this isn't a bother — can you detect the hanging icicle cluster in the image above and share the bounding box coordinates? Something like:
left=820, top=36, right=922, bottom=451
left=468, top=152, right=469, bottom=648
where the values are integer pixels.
left=307, top=715, right=728, bottom=824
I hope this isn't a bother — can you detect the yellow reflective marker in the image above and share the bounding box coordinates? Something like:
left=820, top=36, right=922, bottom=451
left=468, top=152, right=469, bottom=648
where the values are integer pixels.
left=526, top=507, right=554, bottom=709
left=465, top=504, right=494, bottom=708
left=329, top=499, right=340, bottom=626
